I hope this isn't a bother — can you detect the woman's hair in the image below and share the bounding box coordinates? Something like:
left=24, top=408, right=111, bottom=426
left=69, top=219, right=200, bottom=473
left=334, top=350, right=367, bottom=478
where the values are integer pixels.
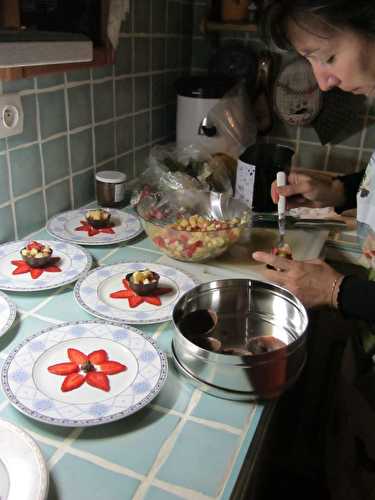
left=261, top=0, right=375, bottom=51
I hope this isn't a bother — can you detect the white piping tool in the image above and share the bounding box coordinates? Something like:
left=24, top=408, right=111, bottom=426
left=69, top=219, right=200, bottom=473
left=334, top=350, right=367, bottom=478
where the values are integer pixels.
left=276, top=171, right=286, bottom=246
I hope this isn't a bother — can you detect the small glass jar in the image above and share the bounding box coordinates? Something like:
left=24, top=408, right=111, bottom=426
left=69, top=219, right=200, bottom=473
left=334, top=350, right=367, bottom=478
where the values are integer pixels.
left=96, top=170, right=127, bottom=207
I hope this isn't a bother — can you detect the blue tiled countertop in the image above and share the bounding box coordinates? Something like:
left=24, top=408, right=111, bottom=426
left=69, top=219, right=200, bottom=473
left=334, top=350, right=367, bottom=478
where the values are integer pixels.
left=0, top=211, right=271, bottom=500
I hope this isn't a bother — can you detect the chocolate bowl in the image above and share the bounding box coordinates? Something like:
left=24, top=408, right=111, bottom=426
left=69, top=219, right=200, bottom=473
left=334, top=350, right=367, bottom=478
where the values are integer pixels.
left=126, top=271, right=160, bottom=296
left=172, top=279, right=308, bottom=400
left=85, top=210, right=111, bottom=228
left=20, top=248, right=53, bottom=268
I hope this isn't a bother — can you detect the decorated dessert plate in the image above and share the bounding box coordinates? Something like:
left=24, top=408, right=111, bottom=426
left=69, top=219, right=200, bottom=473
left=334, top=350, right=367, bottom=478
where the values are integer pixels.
left=0, top=419, right=49, bottom=500
left=46, top=208, right=143, bottom=246
left=74, top=262, right=198, bottom=325
left=0, top=240, right=92, bottom=292
left=0, top=291, right=16, bottom=337
left=1, top=320, right=168, bottom=427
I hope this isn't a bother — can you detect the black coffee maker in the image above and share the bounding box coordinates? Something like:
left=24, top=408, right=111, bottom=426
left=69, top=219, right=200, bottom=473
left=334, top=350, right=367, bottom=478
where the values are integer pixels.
left=237, top=143, right=294, bottom=212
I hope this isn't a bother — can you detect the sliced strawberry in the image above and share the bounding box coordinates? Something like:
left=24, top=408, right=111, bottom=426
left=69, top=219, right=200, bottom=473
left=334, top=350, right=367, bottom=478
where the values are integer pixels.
left=128, top=295, right=144, bottom=308
left=87, top=226, right=99, bottom=237
left=153, top=236, right=165, bottom=248
left=44, top=265, right=62, bottom=273
left=89, top=349, right=108, bottom=364
left=145, top=295, right=161, bottom=306
left=48, top=362, right=79, bottom=375
left=61, top=373, right=86, bottom=392
left=67, top=348, right=88, bottom=364
left=100, top=227, right=115, bottom=234
left=110, top=289, right=133, bottom=299
left=30, top=268, right=44, bottom=279
left=27, top=241, right=43, bottom=251
left=99, top=361, right=127, bottom=374
left=11, top=261, right=31, bottom=275
left=86, top=371, right=110, bottom=391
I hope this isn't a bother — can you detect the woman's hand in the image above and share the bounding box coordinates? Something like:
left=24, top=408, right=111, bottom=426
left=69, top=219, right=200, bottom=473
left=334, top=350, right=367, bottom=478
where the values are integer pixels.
left=252, top=251, right=343, bottom=308
left=271, top=172, right=346, bottom=209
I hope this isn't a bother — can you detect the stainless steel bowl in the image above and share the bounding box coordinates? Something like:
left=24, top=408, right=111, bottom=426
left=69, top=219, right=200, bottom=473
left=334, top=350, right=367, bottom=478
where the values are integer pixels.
left=172, top=279, right=308, bottom=400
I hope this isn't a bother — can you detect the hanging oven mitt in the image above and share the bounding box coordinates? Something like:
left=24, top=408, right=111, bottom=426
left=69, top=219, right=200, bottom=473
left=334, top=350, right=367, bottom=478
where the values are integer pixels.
left=273, top=57, right=322, bottom=127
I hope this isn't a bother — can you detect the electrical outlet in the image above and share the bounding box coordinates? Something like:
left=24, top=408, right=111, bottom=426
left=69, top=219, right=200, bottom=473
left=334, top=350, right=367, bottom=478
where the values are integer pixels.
left=0, top=94, right=24, bottom=138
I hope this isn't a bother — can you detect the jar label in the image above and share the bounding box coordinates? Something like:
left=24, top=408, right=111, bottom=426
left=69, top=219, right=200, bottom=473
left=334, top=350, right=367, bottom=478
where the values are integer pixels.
left=114, top=183, right=126, bottom=202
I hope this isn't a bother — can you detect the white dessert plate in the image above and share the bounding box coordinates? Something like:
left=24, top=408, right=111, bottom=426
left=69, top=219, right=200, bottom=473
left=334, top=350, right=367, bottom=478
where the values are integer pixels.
left=46, top=208, right=143, bottom=246
left=0, top=240, right=92, bottom=292
left=0, top=291, right=16, bottom=337
left=1, top=320, right=168, bottom=427
left=74, top=262, right=198, bottom=325
left=0, top=419, right=49, bottom=500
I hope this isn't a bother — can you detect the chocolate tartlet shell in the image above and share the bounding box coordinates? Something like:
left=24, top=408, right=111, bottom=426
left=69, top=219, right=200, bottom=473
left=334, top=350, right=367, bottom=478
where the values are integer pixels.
left=21, top=249, right=53, bottom=268
left=85, top=212, right=111, bottom=228
left=126, top=272, right=160, bottom=296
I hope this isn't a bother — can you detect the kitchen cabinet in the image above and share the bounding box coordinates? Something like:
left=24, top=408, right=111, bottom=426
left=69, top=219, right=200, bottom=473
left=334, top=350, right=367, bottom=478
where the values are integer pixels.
left=0, top=0, right=114, bottom=81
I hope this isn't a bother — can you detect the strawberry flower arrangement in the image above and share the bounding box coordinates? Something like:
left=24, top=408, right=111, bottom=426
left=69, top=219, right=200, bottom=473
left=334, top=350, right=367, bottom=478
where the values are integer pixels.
left=48, top=347, right=127, bottom=392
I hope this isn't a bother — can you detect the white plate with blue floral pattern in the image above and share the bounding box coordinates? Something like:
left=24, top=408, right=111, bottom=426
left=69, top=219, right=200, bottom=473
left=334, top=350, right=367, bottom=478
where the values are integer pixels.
left=46, top=208, right=143, bottom=246
left=74, top=262, right=198, bottom=325
left=0, top=419, right=49, bottom=500
left=0, top=291, right=16, bottom=337
left=1, top=320, right=168, bottom=427
left=0, top=240, right=92, bottom=292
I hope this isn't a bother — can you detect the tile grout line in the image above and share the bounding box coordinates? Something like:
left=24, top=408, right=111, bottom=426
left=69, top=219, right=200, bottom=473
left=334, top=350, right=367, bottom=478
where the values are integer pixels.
left=63, top=71, right=75, bottom=209
left=35, top=78, right=49, bottom=225
left=132, top=388, right=204, bottom=500
left=47, top=427, right=83, bottom=469
left=151, top=478, right=214, bottom=500
left=59, top=444, right=146, bottom=481
left=216, top=405, right=259, bottom=499
left=150, top=403, right=242, bottom=435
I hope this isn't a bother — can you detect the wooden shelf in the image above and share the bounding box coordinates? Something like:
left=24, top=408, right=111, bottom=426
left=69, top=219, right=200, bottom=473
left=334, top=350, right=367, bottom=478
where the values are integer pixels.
left=0, top=0, right=114, bottom=81
left=201, top=18, right=258, bottom=34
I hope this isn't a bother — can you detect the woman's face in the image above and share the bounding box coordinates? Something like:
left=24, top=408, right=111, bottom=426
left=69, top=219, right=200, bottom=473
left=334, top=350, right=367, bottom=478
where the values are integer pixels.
left=287, top=18, right=375, bottom=96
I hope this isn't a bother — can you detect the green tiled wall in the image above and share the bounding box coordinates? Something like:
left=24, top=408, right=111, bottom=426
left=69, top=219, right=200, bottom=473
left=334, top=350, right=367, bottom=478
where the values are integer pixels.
left=0, top=0, right=193, bottom=241
left=192, top=0, right=375, bottom=176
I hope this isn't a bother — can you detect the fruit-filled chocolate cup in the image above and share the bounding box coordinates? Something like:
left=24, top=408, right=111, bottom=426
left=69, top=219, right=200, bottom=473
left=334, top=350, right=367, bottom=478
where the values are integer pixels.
left=85, top=209, right=111, bottom=228
left=126, top=270, right=160, bottom=296
left=20, top=242, right=53, bottom=268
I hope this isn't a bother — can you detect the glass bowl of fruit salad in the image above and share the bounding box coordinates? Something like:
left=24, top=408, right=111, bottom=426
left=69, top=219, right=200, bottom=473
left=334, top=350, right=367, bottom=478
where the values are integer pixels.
left=136, top=190, right=251, bottom=262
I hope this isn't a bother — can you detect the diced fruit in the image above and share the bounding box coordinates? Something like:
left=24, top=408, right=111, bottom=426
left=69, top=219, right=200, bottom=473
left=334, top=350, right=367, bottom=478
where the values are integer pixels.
left=85, top=209, right=110, bottom=222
